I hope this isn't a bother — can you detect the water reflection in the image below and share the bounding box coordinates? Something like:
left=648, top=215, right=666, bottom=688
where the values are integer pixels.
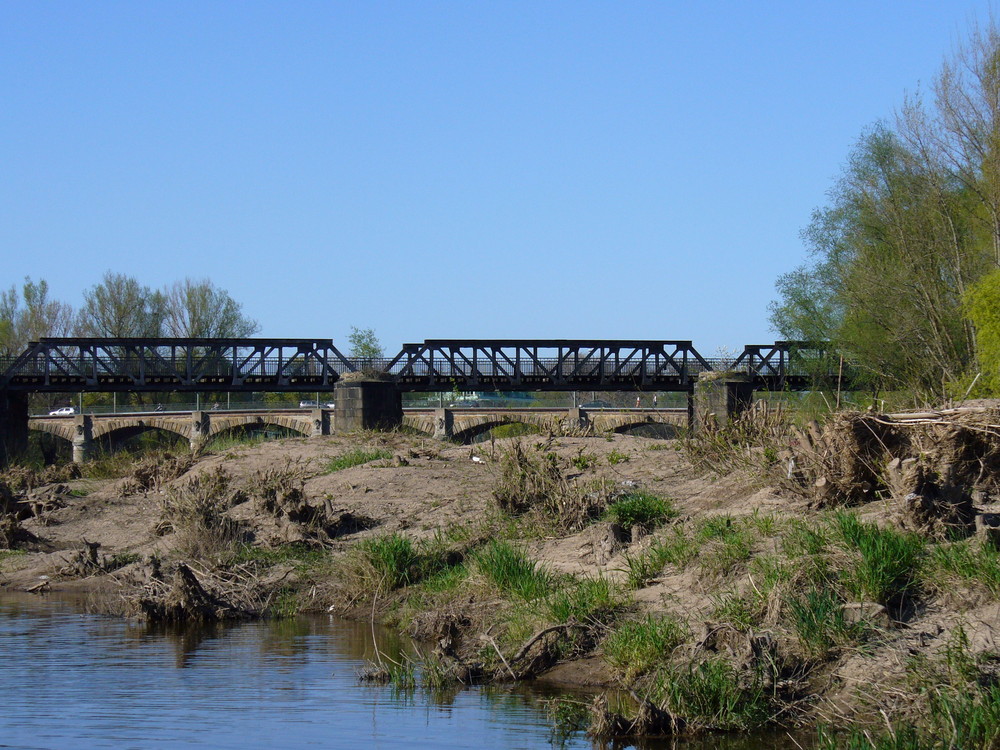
left=0, top=594, right=814, bottom=749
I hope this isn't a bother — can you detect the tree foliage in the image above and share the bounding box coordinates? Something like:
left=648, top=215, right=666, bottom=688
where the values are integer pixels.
left=0, top=272, right=260, bottom=361
left=165, top=278, right=259, bottom=338
left=962, top=268, right=1000, bottom=393
left=77, top=272, right=167, bottom=338
left=0, top=277, right=74, bottom=356
left=771, top=22, right=1000, bottom=399
left=348, top=326, right=383, bottom=360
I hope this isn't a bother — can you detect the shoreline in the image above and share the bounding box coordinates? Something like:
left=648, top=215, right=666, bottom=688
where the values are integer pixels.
left=3, top=421, right=1000, bottom=743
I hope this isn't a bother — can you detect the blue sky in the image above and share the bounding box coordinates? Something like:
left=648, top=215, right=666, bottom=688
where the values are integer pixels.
left=0, top=2, right=993, bottom=355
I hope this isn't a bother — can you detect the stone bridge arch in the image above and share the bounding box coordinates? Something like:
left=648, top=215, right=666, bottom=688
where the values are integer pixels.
left=589, top=411, right=686, bottom=437
left=203, top=414, right=312, bottom=442
left=28, top=419, right=76, bottom=444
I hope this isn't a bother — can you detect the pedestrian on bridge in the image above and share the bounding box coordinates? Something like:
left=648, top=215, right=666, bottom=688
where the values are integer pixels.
left=635, top=395, right=641, bottom=409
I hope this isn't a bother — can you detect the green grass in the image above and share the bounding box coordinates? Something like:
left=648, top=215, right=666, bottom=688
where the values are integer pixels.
left=545, top=576, right=621, bottom=624
left=603, top=614, right=689, bottom=680
left=605, top=491, right=677, bottom=531
left=607, top=449, right=630, bottom=465
left=0, top=549, right=26, bottom=564
left=927, top=539, right=1000, bottom=598
left=473, top=540, right=551, bottom=600
left=698, top=517, right=756, bottom=578
left=786, top=586, right=857, bottom=658
left=782, top=519, right=832, bottom=558
left=653, top=657, right=774, bottom=731
left=711, top=589, right=766, bottom=631
left=835, top=513, right=925, bottom=606
left=324, top=448, right=393, bottom=473
left=816, top=685, right=1000, bottom=749
left=359, top=534, right=420, bottom=590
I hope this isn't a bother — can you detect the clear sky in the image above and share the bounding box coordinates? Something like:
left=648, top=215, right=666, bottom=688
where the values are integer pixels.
left=0, top=2, right=994, bottom=355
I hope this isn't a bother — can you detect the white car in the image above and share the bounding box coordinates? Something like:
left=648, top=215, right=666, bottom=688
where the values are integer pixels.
left=48, top=406, right=76, bottom=416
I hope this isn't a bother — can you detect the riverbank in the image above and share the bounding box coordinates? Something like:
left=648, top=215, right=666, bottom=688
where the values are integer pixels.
left=4, top=419, right=1000, bottom=745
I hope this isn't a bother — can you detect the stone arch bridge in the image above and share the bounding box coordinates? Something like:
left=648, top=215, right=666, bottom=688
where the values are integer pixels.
left=30, top=407, right=688, bottom=462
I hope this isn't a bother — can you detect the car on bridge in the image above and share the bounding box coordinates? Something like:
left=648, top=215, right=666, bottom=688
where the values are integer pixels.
left=48, top=406, right=76, bottom=416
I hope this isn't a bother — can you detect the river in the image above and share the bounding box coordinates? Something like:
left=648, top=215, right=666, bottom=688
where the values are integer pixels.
left=0, top=594, right=811, bottom=749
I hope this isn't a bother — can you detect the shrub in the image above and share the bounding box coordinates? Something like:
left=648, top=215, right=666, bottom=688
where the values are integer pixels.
left=158, top=467, right=243, bottom=561
left=490, top=443, right=610, bottom=531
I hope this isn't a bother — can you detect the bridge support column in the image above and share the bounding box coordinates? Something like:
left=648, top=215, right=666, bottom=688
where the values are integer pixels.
left=567, top=408, right=590, bottom=431
left=433, top=408, right=454, bottom=440
left=692, top=374, right=754, bottom=432
left=0, top=392, right=29, bottom=467
left=190, top=411, right=209, bottom=453
left=310, top=408, right=331, bottom=437
left=333, top=379, right=402, bottom=433
left=71, top=415, right=94, bottom=464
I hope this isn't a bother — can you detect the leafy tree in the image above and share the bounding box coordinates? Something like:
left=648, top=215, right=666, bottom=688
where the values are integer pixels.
left=0, top=277, right=74, bottom=356
left=76, top=272, right=166, bottom=338
left=348, top=326, right=384, bottom=360
left=164, top=278, right=259, bottom=338
left=771, top=22, right=1000, bottom=400
left=962, top=268, right=1000, bottom=393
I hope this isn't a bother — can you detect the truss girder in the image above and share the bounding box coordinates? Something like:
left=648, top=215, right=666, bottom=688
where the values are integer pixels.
left=0, top=338, right=841, bottom=393
left=0, top=338, right=349, bottom=392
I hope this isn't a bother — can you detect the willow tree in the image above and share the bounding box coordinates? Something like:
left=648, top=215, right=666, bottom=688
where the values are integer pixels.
left=772, top=20, right=1000, bottom=399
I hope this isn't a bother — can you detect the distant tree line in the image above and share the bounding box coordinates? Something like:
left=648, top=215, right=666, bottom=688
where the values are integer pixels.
left=0, top=272, right=259, bottom=357
left=771, top=21, right=1000, bottom=401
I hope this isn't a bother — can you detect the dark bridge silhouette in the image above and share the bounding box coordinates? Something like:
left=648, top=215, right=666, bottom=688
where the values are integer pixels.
left=0, top=337, right=847, bottom=464
left=0, top=338, right=836, bottom=393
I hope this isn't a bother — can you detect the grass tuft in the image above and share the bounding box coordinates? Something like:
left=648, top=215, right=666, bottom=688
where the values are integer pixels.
left=834, top=512, right=924, bottom=606
left=605, top=491, right=677, bottom=531
left=473, top=541, right=551, bottom=600
left=325, top=448, right=393, bottom=473
left=603, top=615, right=689, bottom=681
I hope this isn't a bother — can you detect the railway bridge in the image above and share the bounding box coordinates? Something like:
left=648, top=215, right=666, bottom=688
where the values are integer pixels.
left=1, top=337, right=845, bottom=463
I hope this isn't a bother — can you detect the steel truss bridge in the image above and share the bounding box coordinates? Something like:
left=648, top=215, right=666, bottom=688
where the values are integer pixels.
left=0, top=338, right=844, bottom=394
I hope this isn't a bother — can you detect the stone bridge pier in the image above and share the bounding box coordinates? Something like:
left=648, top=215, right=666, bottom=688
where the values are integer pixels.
left=0, top=392, right=28, bottom=466
left=332, top=379, right=402, bottom=432
left=692, top=373, right=754, bottom=430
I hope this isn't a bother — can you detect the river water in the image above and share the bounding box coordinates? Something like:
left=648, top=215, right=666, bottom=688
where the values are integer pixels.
left=0, top=594, right=811, bottom=749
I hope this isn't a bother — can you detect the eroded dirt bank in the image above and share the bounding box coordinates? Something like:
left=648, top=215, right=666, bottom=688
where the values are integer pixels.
left=4, top=415, right=1000, bottom=745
